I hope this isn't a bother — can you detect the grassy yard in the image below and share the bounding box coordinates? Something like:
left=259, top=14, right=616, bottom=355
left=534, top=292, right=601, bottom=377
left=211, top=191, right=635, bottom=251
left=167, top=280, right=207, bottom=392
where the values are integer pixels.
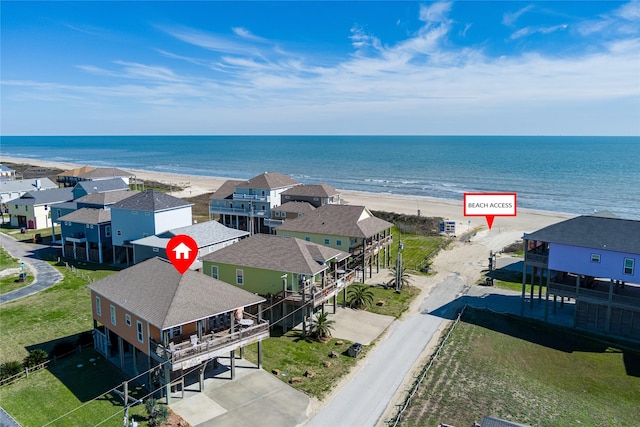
left=0, top=246, right=33, bottom=294
left=485, top=268, right=546, bottom=295
left=0, top=349, right=147, bottom=426
left=367, top=285, right=421, bottom=318
left=0, top=261, right=117, bottom=364
left=390, top=227, right=448, bottom=273
left=399, top=309, right=640, bottom=427
left=0, top=223, right=60, bottom=243
left=244, top=332, right=363, bottom=399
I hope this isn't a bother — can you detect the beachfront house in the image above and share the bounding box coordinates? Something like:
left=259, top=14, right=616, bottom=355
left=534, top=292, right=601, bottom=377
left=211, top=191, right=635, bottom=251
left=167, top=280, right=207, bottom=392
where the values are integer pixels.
left=110, top=190, right=193, bottom=265
left=209, top=172, right=301, bottom=234
left=1, top=177, right=57, bottom=205
left=87, top=257, right=269, bottom=403
left=202, top=234, right=353, bottom=334
left=521, top=213, right=640, bottom=341
left=280, top=183, right=342, bottom=208
left=0, top=164, right=16, bottom=181
left=7, top=187, right=73, bottom=230
left=71, top=177, right=129, bottom=199
left=131, top=220, right=249, bottom=269
left=57, top=166, right=134, bottom=187
left=275, top=204, right=394, bottom=281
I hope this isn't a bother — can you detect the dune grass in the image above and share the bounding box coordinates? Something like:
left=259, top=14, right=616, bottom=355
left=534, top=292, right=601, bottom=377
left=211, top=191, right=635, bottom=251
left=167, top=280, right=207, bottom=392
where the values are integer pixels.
left=399, top=309, right=640, bottom=427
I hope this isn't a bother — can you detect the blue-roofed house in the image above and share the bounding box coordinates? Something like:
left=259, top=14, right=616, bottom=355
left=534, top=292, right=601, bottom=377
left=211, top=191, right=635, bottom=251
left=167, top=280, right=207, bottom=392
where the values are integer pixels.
left=59, top=208, right=114, bottom=263
left=131, top=220, right=249, bottom=269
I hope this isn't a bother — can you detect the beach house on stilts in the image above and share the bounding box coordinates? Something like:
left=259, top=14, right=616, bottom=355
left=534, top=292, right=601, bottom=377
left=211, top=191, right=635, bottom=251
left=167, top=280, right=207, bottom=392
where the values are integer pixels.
left=521, top=213, right=640, bottom=341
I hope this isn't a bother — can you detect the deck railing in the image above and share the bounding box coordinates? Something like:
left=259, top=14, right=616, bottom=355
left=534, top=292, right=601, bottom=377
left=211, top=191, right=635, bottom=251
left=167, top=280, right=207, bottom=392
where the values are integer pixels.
left=283, top=269, right=357, bottom=305
left=351, top=234, right=393, bottom=256
left=525, top=251, right=549, bottom=264
left=232, top=193, right=268, bottom=202
left=151, top=314, right=269, bottom=370
left=549, top=282, right=640, bottom=309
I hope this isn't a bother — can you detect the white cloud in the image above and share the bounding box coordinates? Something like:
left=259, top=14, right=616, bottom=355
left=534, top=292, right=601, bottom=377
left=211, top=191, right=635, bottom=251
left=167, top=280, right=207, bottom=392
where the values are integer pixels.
left=510, top=24, right=568, bottom=40
left=502, top=5, right=534, bottom=27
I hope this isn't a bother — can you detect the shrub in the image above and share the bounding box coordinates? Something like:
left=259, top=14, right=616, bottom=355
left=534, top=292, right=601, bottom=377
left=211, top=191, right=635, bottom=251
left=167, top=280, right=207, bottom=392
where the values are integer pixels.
left=23, top=349, right=48, bottom=369
left=145, top=398, right=170, bottom=427
left=0, top=361, right=23, bottom=381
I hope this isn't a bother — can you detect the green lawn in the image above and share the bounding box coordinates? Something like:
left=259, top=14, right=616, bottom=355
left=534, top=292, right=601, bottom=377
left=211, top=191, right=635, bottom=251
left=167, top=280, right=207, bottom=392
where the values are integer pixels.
left=0, top=246, right=33, bottom=294
left=0, top=261, right=117, bottom=364
left=390, top=227, right=447, bottom=272
left=399, top=309, right=640, bottom=427
left=367, top=285, right=421, bottom=318
left=0, top=224, right=60, bottom=243
left=0, top=349, right=147, bottom=427
left=244, top=332, right=364, bottom=399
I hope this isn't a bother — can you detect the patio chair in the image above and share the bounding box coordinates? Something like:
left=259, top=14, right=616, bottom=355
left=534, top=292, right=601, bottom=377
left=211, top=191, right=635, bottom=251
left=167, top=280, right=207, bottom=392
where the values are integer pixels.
left=190, top=335, right=199, bottom=346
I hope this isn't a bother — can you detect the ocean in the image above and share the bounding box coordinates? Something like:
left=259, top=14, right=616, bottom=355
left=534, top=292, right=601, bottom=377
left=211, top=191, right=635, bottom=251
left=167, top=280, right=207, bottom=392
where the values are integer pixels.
left=1, top=135, right=639, bottom=219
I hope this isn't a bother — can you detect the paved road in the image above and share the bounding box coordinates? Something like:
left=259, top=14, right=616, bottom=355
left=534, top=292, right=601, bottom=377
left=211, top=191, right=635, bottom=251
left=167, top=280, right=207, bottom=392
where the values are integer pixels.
left=0, top=405, right=21, bottom=427
left=306, top=274, right=467, bottom=427
left=0, top=233, right=62, bottom=304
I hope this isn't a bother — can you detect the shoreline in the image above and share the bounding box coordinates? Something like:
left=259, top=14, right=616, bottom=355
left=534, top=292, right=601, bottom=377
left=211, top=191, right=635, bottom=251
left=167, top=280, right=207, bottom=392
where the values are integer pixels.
left=1, top=155, right=572, bottom=233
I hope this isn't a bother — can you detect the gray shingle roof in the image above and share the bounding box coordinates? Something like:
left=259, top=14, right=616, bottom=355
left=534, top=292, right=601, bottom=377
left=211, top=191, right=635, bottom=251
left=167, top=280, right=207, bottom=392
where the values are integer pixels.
left=87, top=257, right=265, bottom=329
left=480, top=416, right=530, bottom=427
left=13, top=188, right=73, bottom=206
left=132, top=220, right=249, bottom=248
left=74, top=178, right=128, bottom=194
left=76, top=189, right=139, bottom=207
left=202, top=234, right=350, bottom=275
left=0, top=178, right=58, bottom=193
left=111, top=190, right=192, bottom=211
left=210, top=180, right=246, bottom=200
left=59, top=208, right=111, bottom=224
left=276, top=204, right=393, bottom=238
left=78, top=167, right=132, bottom=179
left=281, top=183, right=340, bottom=198
left=273, top=201, right=316, bottom=214
left=523, top=214, right=640, bottom=254
left=236, top=172, right=300, bottom=190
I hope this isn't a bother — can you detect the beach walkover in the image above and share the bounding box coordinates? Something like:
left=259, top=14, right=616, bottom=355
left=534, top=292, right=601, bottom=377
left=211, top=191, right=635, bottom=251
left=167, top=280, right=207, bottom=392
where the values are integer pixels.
left=0, top=233, right=62, bottom=304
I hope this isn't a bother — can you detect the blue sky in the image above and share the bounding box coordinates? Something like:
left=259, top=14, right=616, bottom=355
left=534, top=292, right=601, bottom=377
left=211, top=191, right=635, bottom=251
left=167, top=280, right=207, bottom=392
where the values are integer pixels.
left=2, top=1, right=639, bottom=136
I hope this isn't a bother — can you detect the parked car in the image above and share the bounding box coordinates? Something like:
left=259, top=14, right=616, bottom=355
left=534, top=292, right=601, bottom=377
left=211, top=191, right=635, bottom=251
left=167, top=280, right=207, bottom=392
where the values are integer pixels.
left=348, top=342, right=362, bottom=358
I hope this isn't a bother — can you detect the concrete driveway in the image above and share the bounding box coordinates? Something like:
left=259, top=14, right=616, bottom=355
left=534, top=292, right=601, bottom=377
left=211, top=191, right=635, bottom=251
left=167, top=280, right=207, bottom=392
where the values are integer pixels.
left=170, top=357, right=310, bottom=427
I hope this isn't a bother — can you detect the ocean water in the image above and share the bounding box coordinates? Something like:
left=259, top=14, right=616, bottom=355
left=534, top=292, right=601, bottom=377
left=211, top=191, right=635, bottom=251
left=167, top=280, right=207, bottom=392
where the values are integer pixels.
left=1, top=135, right=639, bottom=219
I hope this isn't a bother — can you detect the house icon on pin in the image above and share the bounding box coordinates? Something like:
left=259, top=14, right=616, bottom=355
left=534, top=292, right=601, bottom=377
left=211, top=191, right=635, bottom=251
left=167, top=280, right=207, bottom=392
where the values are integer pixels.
left=172, top=242, right=192, bottom=260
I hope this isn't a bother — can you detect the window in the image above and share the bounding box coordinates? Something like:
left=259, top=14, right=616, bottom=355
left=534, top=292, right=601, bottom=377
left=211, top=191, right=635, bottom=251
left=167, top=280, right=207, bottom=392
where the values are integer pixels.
left=591, top=253, right=601, bottom=263
left=236, top=269, right=244, bottom=285
left=14, top=204, right=18, bottom=209
left=285, top=195, right=290, bottom=199
left=275, top=211, right=280, bottom=217
left=624, top=258, right=635, bottom=275
left=211, top=265, right=219, bottom=279
left=125, top=313, right=132, bottom=326
left=324, top=238, right=330, bottom=245
left=44, top=205, right=48, bottom=211
left=169, top=326, right=182, bottom=338
left=96, top=296, right=102, bottom=316
left=305, top=236, right=311, bottom=241
left=336, top=240, right=342, bottom=246
left=57, top=209, right=61, bottom=217
left=105, top=225, right=111, bottom=237
left=153, top=247, right=159, bottom=252
left=110, top=305, right=116, bottom=325
left=136, top=321, right=144, bottom=343
left=313, top=197, right=319, bottom=201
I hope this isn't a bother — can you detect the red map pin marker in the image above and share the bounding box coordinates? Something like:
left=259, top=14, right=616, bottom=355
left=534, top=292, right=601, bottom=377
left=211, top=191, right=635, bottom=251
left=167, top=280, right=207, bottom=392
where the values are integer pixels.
left=166, top=234, right=198, bottom=274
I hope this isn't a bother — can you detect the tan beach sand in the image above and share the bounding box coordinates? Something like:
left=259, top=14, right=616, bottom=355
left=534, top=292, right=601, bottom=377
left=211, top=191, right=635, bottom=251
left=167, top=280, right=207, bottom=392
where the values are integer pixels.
left=1, top=155, right=570, bottom=234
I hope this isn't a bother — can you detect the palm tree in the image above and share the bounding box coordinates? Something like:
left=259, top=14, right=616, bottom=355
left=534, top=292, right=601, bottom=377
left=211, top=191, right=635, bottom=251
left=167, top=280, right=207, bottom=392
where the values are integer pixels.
left=311, top=311, right=335, bottom=341
left=388, top=264, right=412, bottom=290
left=347, top=284, right=374, bottom=309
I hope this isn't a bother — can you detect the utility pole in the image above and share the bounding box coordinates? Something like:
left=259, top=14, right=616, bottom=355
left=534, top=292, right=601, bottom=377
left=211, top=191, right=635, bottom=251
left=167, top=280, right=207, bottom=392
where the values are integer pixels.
left=396, top=240, right=404, bottom=292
